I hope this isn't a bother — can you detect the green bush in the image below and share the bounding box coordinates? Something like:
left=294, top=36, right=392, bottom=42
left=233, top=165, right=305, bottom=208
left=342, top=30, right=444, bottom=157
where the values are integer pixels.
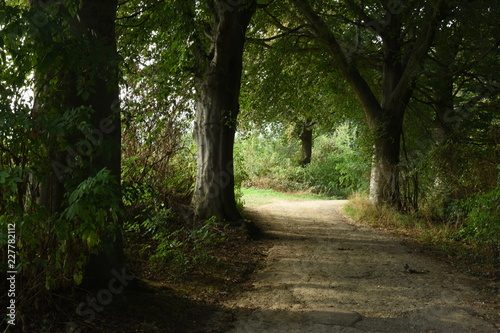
left=148, top=216, right=228, bottom=275
left=457, top=183, right=500, bottom=244
left=234, top=141, right=250, bottom=212
left=0, top=168, right=122, bottom=292
left=236, top=123, right=370, bottom=198
left=305, top=127, right=370, bottom=197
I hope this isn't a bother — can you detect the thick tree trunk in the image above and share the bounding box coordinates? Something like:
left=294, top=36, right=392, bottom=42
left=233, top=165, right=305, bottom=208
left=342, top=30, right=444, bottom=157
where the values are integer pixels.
left=33, top=0, right=125, bottom=288
left=77, top=0, right=124, bottom=288
left=192, top=79, right=242, bottom=222
left=299, top=123, right=313, bottom=166
left=368, top=114, right=404, bottom=207
left=368, top=34, right=408, bottom=208
left=191, top=1, right=255, bottom=224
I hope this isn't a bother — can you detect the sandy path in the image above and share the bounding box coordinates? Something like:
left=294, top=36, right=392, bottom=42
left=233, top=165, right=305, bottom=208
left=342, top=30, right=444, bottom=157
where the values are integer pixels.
left=223, top=200, right=499, bottom=332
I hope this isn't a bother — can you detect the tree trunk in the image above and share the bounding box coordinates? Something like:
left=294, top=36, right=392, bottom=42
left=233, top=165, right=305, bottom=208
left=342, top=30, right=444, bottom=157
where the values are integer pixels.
left=299, top=122, right=313, bottom=166
left=368, top=114, right=404, bottom=207
left=434, top=76, right=455, bottom=142
left=191, top=1, right=256, bottom=224
left=77, top=0, right=124, bottom=288
left=33, top=0, right=125, bottom=288
left=368, top=33, right=408, bottom=208
left=430, top=74, right=454, bottom=196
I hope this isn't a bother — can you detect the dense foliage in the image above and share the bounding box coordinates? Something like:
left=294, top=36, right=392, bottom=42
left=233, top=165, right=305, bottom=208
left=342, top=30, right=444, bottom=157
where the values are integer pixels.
left=236, top=123, right=371, bottom=197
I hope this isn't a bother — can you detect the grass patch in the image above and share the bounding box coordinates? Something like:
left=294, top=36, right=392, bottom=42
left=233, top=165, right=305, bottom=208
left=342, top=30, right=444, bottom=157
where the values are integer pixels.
left=343, top=195, right=499, bottom=279
left=242, top=187, right=335, bottom=206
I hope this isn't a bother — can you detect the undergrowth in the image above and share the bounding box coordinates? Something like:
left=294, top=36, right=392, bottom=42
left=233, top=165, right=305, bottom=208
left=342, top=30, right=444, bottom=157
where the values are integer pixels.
left=124, top=209, right=230, bottom=281
left=235, top=124, right=370, bottom=198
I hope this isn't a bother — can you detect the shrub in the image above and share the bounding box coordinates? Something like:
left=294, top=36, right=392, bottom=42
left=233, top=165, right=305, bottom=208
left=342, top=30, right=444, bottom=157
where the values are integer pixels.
left=457, top=183, right=500, bottom=244
left=147, top=216, right=228, bottom=276
left=0, top=168, right=122, bottom=296
left=236, top=123, right=370, bottom=198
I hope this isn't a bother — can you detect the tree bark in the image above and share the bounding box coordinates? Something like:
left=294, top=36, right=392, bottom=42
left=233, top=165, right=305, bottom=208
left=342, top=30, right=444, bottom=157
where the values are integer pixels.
left=32, top=0, right=125, bottom=288
left=299, top=121, right=313, bottom=166
left=190, top=1, right=256, bottom=223
left=78, top=0, right=124, bottom=288
left=368, top=113, right=404, bottom=207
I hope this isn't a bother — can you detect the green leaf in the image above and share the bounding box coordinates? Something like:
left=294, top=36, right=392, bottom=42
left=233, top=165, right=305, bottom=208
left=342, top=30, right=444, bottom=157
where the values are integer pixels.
left=73, top=272, right=83, bottom=285
left=68, top=190, right=80, bottom=205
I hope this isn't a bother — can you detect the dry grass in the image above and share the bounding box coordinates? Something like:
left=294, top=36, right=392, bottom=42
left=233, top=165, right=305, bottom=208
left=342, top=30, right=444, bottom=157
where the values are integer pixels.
left=344, top=195, right=427, bottom=233
left=343, top=194, right=499, bottom=279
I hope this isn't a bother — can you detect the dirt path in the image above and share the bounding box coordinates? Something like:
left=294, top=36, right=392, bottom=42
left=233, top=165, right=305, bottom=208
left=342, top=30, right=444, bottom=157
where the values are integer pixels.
left=222, top=200, right=499, bottom=332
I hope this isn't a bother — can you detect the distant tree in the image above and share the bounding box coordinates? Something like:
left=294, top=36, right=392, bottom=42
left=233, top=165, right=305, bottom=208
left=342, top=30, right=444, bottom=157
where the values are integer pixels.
left=240, top=5, right=361, bottom=166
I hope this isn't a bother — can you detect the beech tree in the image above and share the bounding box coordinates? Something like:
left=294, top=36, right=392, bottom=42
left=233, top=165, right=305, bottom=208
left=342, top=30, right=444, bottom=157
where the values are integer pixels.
left=289, top=0, right=448, bottom=208
left=176, top=0, right=256, bottom=223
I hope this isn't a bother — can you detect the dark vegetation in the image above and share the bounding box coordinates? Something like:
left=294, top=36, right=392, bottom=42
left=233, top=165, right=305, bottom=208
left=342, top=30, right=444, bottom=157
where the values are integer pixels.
left=1, top=0, right=499, bottom=331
